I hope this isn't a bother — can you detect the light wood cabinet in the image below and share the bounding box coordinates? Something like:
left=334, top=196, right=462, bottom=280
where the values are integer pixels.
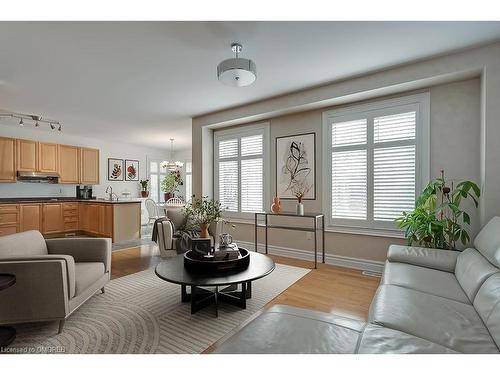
left=16, top=139, right=37, bottom=172
left=38, top=142, right=59, bottom=173
left=42, top=203, right=64, bottom=234
left=0, top=204, right=19, bottom=236
left=80, top=148, right=99, bottom=185
left=20, top=204, right=42, bottom=232
left=86, top=204, right=100, bottom=234
left=0, top=137, right=16, bottom=182
left=99, top=204, right=113, bottom=238
left=59, top=145, right=80, bottom=184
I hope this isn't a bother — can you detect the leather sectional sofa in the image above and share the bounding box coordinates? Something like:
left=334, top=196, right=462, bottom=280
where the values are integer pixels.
left=214, top=217, right=500, bottom=354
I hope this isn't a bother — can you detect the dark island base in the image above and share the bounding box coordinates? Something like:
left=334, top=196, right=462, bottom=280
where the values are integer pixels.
left=181, top=282, right=252, bottom=317
left=0, top=326, right=16, bottom=349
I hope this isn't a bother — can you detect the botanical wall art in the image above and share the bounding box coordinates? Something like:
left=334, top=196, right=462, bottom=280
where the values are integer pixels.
left=276, top=132, right=316, bottom=200
left=125, top=159, right=139, bottom=181
left=108, top=158, right=124, bottom=181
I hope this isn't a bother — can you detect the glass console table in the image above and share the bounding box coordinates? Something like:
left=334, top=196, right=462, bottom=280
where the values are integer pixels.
left=254, top=212, right=325, bottom=269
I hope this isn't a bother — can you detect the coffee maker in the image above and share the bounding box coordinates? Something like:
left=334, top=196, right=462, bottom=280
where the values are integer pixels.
left=76, top=185, right=93, bottom=199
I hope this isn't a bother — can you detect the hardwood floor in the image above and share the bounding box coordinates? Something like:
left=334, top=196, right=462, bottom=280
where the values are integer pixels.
left=111, top=245, right=380, bottom=320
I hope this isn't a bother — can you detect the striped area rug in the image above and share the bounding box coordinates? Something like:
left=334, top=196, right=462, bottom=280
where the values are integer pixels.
left=9, top=264, right=309, bottom=354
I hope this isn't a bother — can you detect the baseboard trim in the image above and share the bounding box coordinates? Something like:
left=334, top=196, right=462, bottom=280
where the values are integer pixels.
left=237, top=240, right=384, bottom=273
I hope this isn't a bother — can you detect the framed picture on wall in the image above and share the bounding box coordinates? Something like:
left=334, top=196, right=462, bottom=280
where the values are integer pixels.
left=108, top=158, right=124, bottom=181
left=125, top=159, right=139, bottom=181
left=276, top=132, right=316, bottom=200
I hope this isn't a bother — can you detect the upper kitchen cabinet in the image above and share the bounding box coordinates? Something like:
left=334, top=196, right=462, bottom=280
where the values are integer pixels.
left=37, top=142, right=59, bottom=173
left=16, top=139, right=37, bottom=172
left=0, top=137, right=16, bottom=182
left=59, top=145, right=80, bottom=184
left=80, top=147, right=99, bottom=185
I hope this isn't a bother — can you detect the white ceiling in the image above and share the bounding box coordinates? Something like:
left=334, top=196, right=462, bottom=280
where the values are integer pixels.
left=1, top=21, right=500, bottom=151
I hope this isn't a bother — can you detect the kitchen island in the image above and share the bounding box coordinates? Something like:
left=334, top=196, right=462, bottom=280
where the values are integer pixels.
left=0, top=198, right=141, bottom=243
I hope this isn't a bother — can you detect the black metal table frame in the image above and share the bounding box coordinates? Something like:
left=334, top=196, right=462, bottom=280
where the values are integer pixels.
left=180, top=281, right=251, bottom=318
left=254, top=212, right=325, bottom=269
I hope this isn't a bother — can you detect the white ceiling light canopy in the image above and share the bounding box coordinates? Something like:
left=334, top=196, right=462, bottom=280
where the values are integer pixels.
left=217, top=43, right=257, bottom=87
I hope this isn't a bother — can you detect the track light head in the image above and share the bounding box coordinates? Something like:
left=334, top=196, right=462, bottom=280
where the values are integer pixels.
left=19, top=118, right=24, bottom=126
left=50, top=122, right=55, bottom=130
left=58, top=123, right=62, bottom=131
left=35, top=120, right=39, bottom=127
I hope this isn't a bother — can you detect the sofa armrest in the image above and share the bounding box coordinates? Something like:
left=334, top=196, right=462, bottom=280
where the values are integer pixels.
left=0, top=259, right=71, bottom=324
left=46, top=237, right=111, bottom=273
left=387, top=244, right=459, bottom=272
left=157, top=221, right=174, bottom=252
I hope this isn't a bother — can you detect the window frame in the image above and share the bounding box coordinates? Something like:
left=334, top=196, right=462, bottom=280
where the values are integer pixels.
left=322, top=92, right=430, bottom=236
left=213, top=122, right=271, bottom=220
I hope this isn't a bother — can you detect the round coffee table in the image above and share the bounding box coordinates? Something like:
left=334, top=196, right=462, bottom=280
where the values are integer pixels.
left=0, top=274, right=16, bottom=348
left=155, top=249, right=275, bottom=317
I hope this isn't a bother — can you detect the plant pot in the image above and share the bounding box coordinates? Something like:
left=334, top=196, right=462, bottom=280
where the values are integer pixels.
left=296, top=202, right=304, bottom=216
left=200, top=223, right=210, bottom=239
left=164, top=192, right=173, bottom=201
left=141, top=191, right=149, bottom=198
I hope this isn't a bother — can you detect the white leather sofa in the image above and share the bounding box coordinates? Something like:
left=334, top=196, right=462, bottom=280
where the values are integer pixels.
left=213, top=217, right=500, bottom=354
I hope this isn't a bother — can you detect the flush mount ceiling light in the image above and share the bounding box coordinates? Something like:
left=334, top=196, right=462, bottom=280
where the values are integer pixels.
left=217, top=43, right=257, bottom=87
left=0, top=111, right=62, bottom=132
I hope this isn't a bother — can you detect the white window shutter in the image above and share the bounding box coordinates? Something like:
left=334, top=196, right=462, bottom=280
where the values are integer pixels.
left=218, top=160, right=238, bottom=211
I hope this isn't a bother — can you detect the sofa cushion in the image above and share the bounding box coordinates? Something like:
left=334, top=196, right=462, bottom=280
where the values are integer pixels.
left=0, top=230, right=48, bottom=257
left=473, top=273, right=500, bottom=349
left=74, top=262, right=105, bottom=296
left=387, top=245, right=459, bottom=272
left=369, top=284, right=498, bottom=353
left=473, top=216, right=500, bottom=267
left=382, top=261, right=469, bottom=304
left=214, top=305, right=364, bottom=354
left=455, top=248, right=499, bottom=302
left=358, top=324, right=458, bottom=354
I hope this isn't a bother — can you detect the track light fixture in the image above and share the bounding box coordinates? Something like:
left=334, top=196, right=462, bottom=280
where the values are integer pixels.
left=0, top=111, right=62, bottom=132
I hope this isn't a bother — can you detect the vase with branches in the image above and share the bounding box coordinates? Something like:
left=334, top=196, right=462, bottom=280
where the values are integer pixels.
left=396, top=170, right=480, bottom=250
left=183, top=196, right=223, bottom=238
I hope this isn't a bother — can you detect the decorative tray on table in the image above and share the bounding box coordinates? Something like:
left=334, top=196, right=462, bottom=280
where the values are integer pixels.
left=183, top=247, right=250, bottom=274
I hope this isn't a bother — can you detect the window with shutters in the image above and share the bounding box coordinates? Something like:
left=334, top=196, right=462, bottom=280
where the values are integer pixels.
left=214, top=123, right=270, bottom=219
left=323, top=93, right=429, bottom=234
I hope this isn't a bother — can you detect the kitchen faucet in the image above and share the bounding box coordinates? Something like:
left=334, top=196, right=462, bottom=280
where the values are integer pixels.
left=105, top=186, right=118, bottom=201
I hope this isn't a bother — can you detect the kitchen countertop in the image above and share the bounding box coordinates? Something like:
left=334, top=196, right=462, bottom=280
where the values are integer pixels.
left=0, top=197, right=142, bottom=204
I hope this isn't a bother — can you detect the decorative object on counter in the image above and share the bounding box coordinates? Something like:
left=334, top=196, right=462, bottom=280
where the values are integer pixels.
left=183, top=196, right=223, bottom=239
left=121, top=190, right=132, bottom=200
left=76, top=185, right=93, bottom=200
left=163, top=138, right=184, bottom=172
left=125, top=159, right=139, bottom=181
left=396, top=170, right=481, bottom=250
left=271, top=195, right=282, bottom=214
left=161, top=170, right=183, bottom=201
left=276, top=132, right=316, bottom=200
left=140, top=179, right=150, bottom=197
left=108, top=158, right=124, bottom=181
left=0, top=110, right=62, bottom=132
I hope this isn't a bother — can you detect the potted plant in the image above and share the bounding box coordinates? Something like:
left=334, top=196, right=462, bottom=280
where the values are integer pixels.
left=161, top=170, right=183, bottom=201
left=396, top=170, right=480, bottom=250
left=183, top=196, right=223, bottom=238
left=139, top=179, right=150, bottom=198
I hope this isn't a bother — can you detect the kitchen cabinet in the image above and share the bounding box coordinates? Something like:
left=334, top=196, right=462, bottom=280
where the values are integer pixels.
left=99, top=204, right=113, bottom=238
left=0, top=204, right=19, bottom=236
left=86, top=204, right=100, bottom=235
left=19, top=204, right=42, bottom=232
left=80, top=148, right=99, bottom=184
left=59, top=145, right=80, bottom=184
left=0, top=137, right=16, bottom=182
left=16, top=139, right=37, bottom=172
left=62, top=202, right=78, bottom=233
left=38, top=142, right=59, bottom=174
left=42, top=203, right=64, bottom=234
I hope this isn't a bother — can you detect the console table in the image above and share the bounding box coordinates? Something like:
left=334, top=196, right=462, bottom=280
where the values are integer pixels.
left=254, top=212, right=325, bottom=269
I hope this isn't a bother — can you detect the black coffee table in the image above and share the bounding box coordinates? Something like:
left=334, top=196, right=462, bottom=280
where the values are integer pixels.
left=155, top=250, right=275, bottom=317
left=0, top=274, right=16, bottom=348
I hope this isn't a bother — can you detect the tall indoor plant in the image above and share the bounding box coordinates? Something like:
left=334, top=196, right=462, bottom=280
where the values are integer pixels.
left=396, top=170, right=480, bottom=250
left=183, top=196, right=223, bottom=238
left=161, top=170, right=183, bottom=201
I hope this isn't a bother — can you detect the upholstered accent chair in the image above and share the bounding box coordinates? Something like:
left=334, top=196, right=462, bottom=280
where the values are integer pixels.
left=0, top=231, right=111, bottom=333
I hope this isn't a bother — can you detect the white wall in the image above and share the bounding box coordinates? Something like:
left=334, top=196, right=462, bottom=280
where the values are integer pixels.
left=0, top=124, right=175, bottom=199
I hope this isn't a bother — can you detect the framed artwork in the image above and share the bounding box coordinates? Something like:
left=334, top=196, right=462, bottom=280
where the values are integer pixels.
left=108, top=158, right=124, bottom=181
left=276, top=132, right=316, bottom=200
left=125, top=159, right=139, bottom=181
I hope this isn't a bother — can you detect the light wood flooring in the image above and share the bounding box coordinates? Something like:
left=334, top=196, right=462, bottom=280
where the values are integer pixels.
left=111, top=244, right=380, bottom=321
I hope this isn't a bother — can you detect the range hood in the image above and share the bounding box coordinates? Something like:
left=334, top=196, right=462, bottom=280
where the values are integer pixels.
left=17, top=171, right=60, bottom=183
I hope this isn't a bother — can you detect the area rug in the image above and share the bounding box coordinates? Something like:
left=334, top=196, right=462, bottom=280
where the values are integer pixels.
left=8, top=264, right=309, bottom=354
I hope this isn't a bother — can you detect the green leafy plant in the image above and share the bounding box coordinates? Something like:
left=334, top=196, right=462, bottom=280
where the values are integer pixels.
left=396, top=170, right=480, bottom=250
left=183, top=196, right=223, bottom=225
left=139, top=179, right=149, bottom=191
left=161, top=170, right=183, bottom=194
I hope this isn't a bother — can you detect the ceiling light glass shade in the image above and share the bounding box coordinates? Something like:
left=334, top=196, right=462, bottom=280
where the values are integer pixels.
left=164, top=161, right=184, bottom=172
left=217, top=57, right=257, bottom=87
